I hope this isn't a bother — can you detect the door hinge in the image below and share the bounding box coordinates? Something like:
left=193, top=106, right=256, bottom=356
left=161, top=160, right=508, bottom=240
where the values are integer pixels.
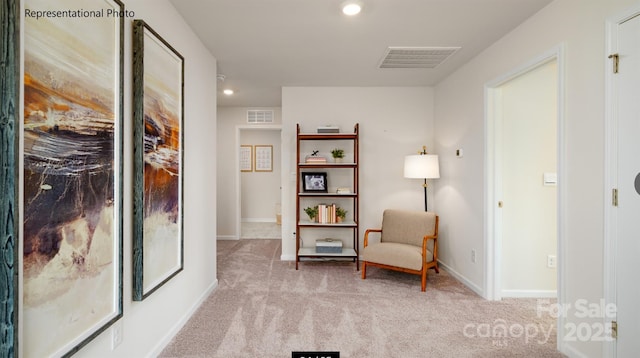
left=611, top=320, right=618, bottom=339
left=612, top=188, right=618, bottom=207
left=608, top=53, right=619, bottom=73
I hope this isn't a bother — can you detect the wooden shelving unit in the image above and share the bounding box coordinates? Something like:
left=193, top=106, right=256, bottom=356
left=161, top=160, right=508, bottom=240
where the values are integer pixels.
left=295, top=123, right=359, bottom=269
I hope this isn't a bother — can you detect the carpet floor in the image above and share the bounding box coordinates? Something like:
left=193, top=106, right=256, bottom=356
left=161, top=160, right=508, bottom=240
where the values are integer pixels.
left=159, top=239, right=565, bottom=358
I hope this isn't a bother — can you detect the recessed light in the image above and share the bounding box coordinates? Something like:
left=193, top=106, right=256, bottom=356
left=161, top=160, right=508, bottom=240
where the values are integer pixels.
left=223, top=89, right=234, bottom=95
left=342, top=2, right=362, bottom=16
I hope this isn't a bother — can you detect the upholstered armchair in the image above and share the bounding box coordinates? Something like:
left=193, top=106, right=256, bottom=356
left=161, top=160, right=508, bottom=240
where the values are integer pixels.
left=361, top=209, right=439, bottom=291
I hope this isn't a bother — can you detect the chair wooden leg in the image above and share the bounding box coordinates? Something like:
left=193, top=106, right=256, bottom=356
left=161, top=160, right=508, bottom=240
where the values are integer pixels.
left=434, top=262, right=440, bottom=274
left=421, top=268, right=427, bottom=292
left=361, top=261, right=367, bottom=279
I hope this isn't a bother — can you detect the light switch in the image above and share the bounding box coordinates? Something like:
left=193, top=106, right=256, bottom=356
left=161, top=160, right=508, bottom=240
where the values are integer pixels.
left=543, top=172, right=557, bottom=186
left=456, top=149, right=463, bottom=158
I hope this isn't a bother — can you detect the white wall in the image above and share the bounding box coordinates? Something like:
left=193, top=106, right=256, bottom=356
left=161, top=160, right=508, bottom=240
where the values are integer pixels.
left=217, top=107, right=282, bottom=238
left=434, top=0, right=637, bottom=356
left=69, top=0, right=218, bottom=356
left=281, top=87, right=435, bottom=260
left=500, top=60, right=557, bottom=295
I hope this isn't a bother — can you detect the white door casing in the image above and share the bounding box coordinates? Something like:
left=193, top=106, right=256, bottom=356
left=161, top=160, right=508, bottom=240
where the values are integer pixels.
left=485, top=44, right=566, bottom=352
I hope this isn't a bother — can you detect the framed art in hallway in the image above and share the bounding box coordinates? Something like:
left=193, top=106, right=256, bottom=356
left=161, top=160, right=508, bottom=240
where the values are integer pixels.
left=254, top=144, right=273, bottom=172
left=132, top=19, right=185, bottom=301
left=240, top=145, right=253, bottom=172
left=1, top=0, right=19, bottom=356
left=19, top=0, right=125, bottom=356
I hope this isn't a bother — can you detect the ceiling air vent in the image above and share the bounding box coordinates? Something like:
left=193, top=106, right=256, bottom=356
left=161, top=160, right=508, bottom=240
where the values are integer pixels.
left=378, top=47, right=461, bottom=69
left=247, top=110, right=274, bottom=124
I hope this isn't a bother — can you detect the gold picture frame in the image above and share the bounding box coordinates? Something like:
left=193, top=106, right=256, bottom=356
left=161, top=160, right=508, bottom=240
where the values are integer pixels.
left=240, top=145, right=253, bottom=172
left=254, top=145, right=273, bottom=172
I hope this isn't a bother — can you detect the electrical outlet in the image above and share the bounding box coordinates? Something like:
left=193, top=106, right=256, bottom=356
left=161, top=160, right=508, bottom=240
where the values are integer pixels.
left=547, top=255, right=557, bottom=268
left=111, top=321, right=123, bottom=350
left=471, top=249, right=476, bottom=263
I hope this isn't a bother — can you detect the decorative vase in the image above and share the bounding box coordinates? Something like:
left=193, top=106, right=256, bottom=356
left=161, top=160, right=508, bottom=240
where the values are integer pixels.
left=334, top=157, right=344, bottom=163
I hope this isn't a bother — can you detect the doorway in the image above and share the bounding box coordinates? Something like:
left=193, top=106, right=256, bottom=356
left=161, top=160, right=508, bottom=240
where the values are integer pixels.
left=605, top=8, right=640, bottom=357
left=236, top=126, right=282, bottom=240
left=485, top=46, right=565, bottom=303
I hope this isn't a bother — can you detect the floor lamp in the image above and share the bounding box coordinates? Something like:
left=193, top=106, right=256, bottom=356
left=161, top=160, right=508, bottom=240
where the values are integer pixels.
left=404, top=146, right=440, bottom=211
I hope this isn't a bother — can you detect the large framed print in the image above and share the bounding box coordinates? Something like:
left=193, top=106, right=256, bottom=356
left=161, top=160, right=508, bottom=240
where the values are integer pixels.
left=132, top=19, right=184, bottom=301
left=1, top=0, right=20, bottom=356
left=21, top=0, right=124, bottom=356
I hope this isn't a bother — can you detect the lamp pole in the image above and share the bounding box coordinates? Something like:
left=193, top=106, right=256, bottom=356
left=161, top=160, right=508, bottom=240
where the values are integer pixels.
left=419, top=146, right=428, bottom=212
left=423, top=179, right=428, bottom=211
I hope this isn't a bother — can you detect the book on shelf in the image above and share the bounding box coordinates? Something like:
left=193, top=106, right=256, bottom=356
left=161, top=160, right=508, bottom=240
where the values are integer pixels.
left=305, top=155, right=327, bottom=163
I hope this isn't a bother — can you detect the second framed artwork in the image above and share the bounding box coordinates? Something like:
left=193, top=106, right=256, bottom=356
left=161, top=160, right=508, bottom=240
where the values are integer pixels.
left=254, top=144, right=273, bottom=172
left=132, top=20, right=184, bottom=301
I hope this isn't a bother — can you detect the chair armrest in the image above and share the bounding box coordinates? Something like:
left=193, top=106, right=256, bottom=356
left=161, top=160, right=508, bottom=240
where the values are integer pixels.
left=421, top=215, right=439, bottom=260
left=364, top=228, right=382, bottom=247
left=422, top=235, right=438, bottom=260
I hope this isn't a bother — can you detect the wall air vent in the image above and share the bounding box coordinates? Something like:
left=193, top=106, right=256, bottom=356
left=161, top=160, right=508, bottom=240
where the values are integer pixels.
left=247, top=110, right=274, bottom=124
left=378, top=47, right=461, bottom=69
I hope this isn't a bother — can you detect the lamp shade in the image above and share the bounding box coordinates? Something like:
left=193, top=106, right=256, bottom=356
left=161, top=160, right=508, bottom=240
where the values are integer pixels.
left=404, top=154, right=440, bottom=179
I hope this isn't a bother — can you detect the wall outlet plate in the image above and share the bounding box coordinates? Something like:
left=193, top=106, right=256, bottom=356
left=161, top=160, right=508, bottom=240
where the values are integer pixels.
left=111, top=321, right=123, bottom=350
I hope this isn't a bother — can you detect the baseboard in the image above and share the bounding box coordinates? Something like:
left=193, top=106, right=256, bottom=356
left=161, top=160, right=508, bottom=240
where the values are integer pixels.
left=217, top=235, right=239, bottom=240
left=148, top=279, right=219, bottom=357
left=501, top=289, right=557, bottom=298
left=281, top=254, right=295, bottom=261
left=437, top=260, right=484, bottom=297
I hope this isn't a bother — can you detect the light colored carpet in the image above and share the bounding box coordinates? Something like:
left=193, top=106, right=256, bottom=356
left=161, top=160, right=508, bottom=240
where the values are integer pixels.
left=160, top=239, right=565, bottom=358
left=241, top=222, right=281, bottom=239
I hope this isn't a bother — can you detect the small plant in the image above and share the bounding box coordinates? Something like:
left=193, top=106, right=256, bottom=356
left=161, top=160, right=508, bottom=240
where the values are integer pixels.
left=330, top=148, right=345, bottom=159
left=304, top=206, right=318, bottom=221
left=335, top=207, right=347, bottom=221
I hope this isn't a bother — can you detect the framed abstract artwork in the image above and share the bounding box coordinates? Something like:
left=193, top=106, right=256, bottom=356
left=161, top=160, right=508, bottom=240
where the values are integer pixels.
left=132, top=19, right=184, bottom=301
left=20, top=0, right=125, bottom=356
left=1, top=0, right=19, bottom=356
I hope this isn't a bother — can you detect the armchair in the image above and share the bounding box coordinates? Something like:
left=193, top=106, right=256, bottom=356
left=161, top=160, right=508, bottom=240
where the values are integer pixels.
left=361, top=209, right=439, bottom=291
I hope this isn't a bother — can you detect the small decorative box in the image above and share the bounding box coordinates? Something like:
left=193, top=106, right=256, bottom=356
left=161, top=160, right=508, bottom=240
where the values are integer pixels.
left=315, top=238, right=343, bottom=253
left=317, top=126, right=340, bottom=133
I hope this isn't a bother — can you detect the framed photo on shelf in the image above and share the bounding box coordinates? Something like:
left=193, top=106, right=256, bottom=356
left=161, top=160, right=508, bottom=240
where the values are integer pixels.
left=302, top=172, right=328, bottom=192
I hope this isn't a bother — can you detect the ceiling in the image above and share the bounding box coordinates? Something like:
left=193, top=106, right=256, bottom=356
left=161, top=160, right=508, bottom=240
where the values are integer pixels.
left=169, top=0, right=553, bottom=107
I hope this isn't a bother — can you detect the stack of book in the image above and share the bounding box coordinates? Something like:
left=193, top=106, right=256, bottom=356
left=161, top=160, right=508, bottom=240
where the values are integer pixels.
left=305, top=155, right=327, bottom=164
left=317, top=203, right=337, bottom=224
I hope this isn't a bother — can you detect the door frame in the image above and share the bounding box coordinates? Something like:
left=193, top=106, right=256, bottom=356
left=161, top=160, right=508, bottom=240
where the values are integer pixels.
left=235, top=125, right=283, bottom=240
left=604, top=5, right=640, bottom=357
left=484, top=44, right=566, bottom=346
